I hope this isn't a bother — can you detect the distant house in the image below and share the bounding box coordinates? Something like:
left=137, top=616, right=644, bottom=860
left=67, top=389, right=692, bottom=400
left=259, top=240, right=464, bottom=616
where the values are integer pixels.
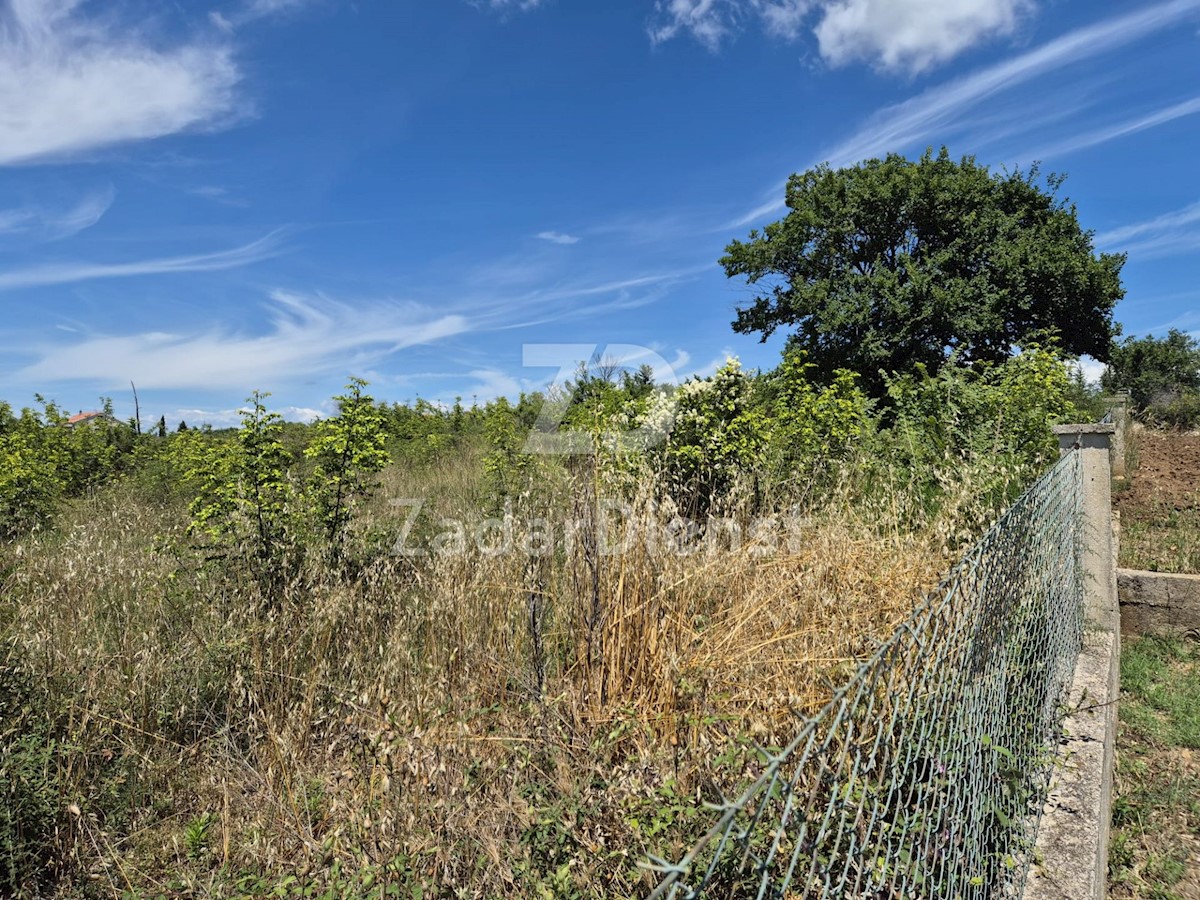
left=65, top=410, right=116, bottom=428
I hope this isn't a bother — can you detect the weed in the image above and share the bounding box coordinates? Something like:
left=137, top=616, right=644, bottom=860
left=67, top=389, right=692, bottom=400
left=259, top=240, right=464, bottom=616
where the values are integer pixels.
left=1110, top=635, right=1200, bottom=899
left=183, top=812, right=218, bottom=861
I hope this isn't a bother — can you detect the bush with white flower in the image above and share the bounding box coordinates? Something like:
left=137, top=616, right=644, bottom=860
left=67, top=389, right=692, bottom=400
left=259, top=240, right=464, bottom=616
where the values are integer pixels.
left=639, top=358, right=768, bottom=515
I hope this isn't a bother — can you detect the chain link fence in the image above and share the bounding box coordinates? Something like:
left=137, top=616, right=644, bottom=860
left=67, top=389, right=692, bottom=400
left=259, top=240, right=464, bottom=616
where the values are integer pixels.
left=645, top=449, right=1086, bottom=899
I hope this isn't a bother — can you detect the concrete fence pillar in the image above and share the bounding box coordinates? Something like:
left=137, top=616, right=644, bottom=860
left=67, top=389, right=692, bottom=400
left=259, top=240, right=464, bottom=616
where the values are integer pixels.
left=1101, top=394, right=1130, bottom=480
left=1054, top=424, right=1118, bottom=626
left=1027, top=424, right=1119, bottom=900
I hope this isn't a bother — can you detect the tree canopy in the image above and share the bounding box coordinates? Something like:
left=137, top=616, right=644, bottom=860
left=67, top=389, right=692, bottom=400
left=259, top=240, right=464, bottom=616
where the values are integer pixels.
left=1101, top=329, right=1200, bottom=410
left=722, top=148, right=1125, bottom=395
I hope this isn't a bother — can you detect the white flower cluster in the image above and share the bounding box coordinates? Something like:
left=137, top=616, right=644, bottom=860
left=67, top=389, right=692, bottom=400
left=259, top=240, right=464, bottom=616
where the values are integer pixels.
left=638, top=389, right=679, bottom=442
left=634, top=358, right=745, bottom=448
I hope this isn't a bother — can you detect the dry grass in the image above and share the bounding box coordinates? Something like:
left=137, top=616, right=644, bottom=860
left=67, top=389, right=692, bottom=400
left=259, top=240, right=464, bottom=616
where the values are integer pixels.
left=0, top=449, right=1015, bottom=898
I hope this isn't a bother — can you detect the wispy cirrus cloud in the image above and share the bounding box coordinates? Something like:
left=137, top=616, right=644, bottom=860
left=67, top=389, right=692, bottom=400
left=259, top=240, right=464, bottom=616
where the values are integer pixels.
left=481, top=266, right=709, bottom=331
left=210, top=0, right=324, bottom=32
left=1096, top=200, right=1200, bottom=249
left=733, top=0, right=1200, bottom=225
left=242, top=0, right=318, bottom=17
left=1029, top=96, right=1200, bottom=161
left=15, top=291, right=471, bottom=390
left=0, top=230, right=285, bottom=292
left=820, top=0, right=1200, bottom=168
left=536, top=230, right=580, bottom=245
left=1095, top=199, right=1200, bottom=261
left=0, top=0, right=244, bottom=166
left=0, top=186, right=115, bottom=240
left=467, top=0, right=547, bottom=15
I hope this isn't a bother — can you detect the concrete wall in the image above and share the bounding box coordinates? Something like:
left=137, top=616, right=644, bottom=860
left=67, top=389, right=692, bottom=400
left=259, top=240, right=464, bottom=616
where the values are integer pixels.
left=1118, top=568, right=1200, bottom=637
left=1026, top=425, right=1120, bottom=900
left=1025, top=422, right=1199, bottom=897
left=1025, top=627, right=1121, bottom=900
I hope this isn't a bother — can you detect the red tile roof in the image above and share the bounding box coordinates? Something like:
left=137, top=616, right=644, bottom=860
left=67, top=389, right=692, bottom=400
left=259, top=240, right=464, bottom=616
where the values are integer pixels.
left=67, top=411, right=106, bottom=425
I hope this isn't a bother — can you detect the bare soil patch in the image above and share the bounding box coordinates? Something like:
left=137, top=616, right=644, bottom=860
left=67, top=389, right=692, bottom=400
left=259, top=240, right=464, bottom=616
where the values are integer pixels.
left=1119, top=430, right=1200, bottom=518
left=1116, top=430, right=1200, bottom=574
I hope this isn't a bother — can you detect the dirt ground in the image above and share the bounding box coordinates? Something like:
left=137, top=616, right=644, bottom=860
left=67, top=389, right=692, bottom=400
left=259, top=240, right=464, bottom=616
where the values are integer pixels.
left=1115, top=428, right=1200, bottom=574
left=1118, top=429, right=1200, bottom=518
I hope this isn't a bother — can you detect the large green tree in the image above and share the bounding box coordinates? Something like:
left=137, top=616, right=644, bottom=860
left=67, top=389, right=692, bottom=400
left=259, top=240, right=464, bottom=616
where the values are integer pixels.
left=722, top=149, right=1125, bottom=395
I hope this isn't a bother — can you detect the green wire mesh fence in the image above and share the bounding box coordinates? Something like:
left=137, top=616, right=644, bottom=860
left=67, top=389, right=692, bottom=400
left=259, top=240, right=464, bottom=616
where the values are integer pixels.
left=644, top=449, right=1086, bottom=899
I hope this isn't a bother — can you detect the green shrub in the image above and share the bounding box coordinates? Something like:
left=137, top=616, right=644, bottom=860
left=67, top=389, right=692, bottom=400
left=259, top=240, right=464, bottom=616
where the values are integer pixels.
left=0, top=396, right=143, bottom=539
left=760, top=346, right=871, bottom=487
left=642, top=359, right=768, bottom=516
left=179, top=392, right=302, bottom=592
left=1146, top=390, right=1200, bottom=430
left=305, top=378, right=389, bottom=557
left=483, top=396, right=536, bottom=508
left=867, top=347, right=1080, bottom=532
left=883, top=346, right=1076, bottom=469
left=0, top=429, right=61, bottom=540
left=1101, top=329, right=1200, bottom=411
left=0, top=649, right=63, bottom=895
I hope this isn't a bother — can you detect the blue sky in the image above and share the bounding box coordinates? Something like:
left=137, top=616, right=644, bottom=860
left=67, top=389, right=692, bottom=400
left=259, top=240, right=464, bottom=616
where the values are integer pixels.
left=1, top=0, right=1198, bottom=426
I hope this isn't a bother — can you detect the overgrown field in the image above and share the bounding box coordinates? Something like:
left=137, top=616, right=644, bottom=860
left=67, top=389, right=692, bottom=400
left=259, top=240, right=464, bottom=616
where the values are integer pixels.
left=1, top=352, right=1086, bottom=898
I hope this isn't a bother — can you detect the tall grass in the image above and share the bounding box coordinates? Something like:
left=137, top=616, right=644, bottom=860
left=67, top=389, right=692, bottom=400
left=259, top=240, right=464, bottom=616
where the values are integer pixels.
left=0, top=438, right=1040, bottom=898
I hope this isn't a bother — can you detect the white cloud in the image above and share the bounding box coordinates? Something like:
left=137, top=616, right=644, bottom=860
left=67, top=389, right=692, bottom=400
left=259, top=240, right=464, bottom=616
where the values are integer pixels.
left=485, top=267, right=707, bottom=331
left=15, top=291, right=471, bottom=390
left=814, top=0, right=1034, bottom=73
left=209, top=11, right=235, bottom=33
left=0, top=230, right=284, bottom=291
left=187, top=184, right=249, bottom=207
left=0, top=0, right=243, bottom=165
left=649, top=0, right=742, bottom=50
left=1074, top=356, right=1106, bottom=386
left=461, top=368, right=527, bottom=402
left=757, top=0, right=811, bottom=39
left=649, top=0, right=1029, bottom=68
left=648, top=0, right=812, bottom=49
left=819, top=0, right=1200, bottom=167
left=214, top=0, right=323, bottom=31
left=0, top=185, right=114, bottom=239
left=166, top=404, right=324, bottom=428
left=733, top=0, right=1200, bottom=225
left=243, top=0, right=314, bottom=16
left=470, top=0, right=547, bottom=14
left=536, top=230, right=581, bottom=245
